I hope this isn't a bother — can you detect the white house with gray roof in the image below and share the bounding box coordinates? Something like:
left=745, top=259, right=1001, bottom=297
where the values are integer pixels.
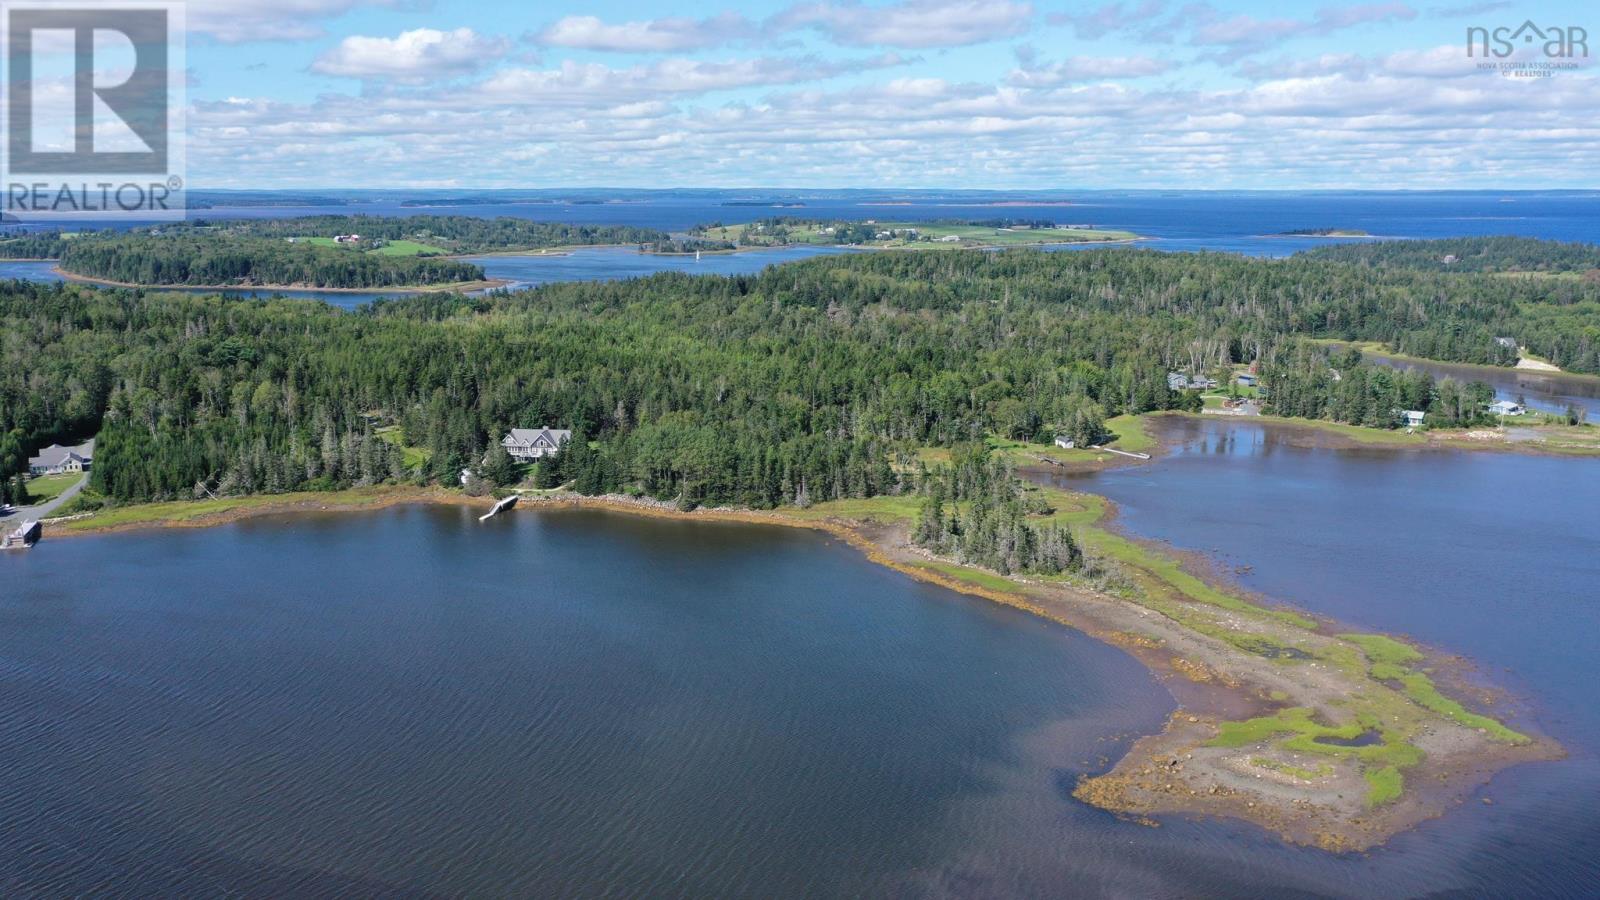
left=502, top=427, right=571, bottom=460
left=27, top=439, right=94, bottom=476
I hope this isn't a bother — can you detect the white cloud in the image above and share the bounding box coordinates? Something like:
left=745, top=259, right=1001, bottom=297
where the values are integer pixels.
left=470, top=53, right=908, bottom=104
left=182, top=6, right=1600, bottom=189
left=533, top=13, right=757, bottom=52
left=1048, top=1, right=1168, bottom=40
left=312, top=28, right=511, bottom=82
left=189, top=0, right=413, bottom=43
left=1009, top=55, right=1175, bottom=87
left=770, top=0, right=1034, bottom=48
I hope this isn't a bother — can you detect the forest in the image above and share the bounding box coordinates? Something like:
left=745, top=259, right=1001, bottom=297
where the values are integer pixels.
left=912, top=445, right=1083, bottom=576
left=3, top=238, right=1598, bottom=510
left=54, top=233, right=486, bottom=288
left=1302, top=235, right=1600, bottom=274
left=204, top=215, right=667, bottom=252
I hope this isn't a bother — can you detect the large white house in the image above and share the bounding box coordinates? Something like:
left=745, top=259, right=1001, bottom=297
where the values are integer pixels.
left=502, top=427, right=572, bottom=460
left=27, top=439, right=94, bottom=476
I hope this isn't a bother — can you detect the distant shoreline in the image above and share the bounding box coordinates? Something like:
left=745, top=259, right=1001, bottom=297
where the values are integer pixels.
left=53, top=267, right=511, bottom=295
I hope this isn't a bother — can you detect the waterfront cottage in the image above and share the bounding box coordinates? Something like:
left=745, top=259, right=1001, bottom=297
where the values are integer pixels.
left=1400, top=410, right=1427, bottom=428
left=502, top=427, right=572, bottom=460
left=1054, top=436, right=1076, bottom=449
left=27, top=439, right=94, bottom=475
left=1489, top=400, right=1526, bottom=417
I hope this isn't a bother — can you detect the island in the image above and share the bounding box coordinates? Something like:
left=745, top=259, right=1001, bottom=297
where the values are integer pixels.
left=689, top=216, right=1140, bottom=249
left=5, top=236, right=1595, bottom=850
left=1274, top=228, right=1372, bottom=237
left=0, top=215, right=670, bottom=290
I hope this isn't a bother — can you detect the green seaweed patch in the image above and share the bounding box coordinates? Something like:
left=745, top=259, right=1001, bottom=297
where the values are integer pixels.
left=1210, top=707, right=1425, bottom=805
left=1339, top=633, right=1423, bottom=669
left=1394, top=672, right=1528, bottom=743
left=1364, top=766, right=1404, bottom=807
left=1341, top=632, right=1527, bottom=743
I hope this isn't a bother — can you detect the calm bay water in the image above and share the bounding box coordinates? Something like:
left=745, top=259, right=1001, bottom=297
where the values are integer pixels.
left=6, top=453, right=1600, bottom=894
left=1, top=506, right=1188, bottom=896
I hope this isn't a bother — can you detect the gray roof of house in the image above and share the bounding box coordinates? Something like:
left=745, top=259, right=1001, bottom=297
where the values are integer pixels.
left=504, top=427, right=572, bottom=446
left=28, top=439, right=94, bottom=467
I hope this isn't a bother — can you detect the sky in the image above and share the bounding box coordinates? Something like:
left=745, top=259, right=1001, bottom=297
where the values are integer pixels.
left=170, top=0, right=1596, bottom=189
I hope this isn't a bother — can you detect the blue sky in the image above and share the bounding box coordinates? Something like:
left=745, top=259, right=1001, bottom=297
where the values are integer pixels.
left=179, top=0, right=1597, bottom=189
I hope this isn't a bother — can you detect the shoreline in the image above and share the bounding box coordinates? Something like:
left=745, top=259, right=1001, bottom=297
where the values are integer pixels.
left=52, top=267, right=511, bottom=295
left=1318, top=339, right=1600, bottom=384
left=40, top=476, right=1562, bottom=852
left=1153, top=409, right=1600, bottom=457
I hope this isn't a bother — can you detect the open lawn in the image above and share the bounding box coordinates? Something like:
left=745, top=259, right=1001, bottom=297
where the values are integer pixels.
left=23, top=472, right=82, bottom=504
left=296, top=237, right=450, bottom=256
left=376, top=426, right=433, bottom=470
left=369, top=239, right=450, bottom=257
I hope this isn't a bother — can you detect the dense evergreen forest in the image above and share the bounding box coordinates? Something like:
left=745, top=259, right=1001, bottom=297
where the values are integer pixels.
left=3, top=239, right=1598, bottom=510
left=55, top=233, right=486, bottom=288
left=205, top=215, right=667, bottom=252
left=912, top=446, right=1083, bottom=576
left=0, top=216, right=667, bottom=261
left=1303, top=235, right=1600, bottom=274
left=641, top=238, right=737, bottom=254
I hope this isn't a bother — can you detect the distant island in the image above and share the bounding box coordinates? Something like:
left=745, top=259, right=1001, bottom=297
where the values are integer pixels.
left=721, top=201, right=808, bottom=208
left=691, top=216, right=1139, bottom=249
left=0, top=215, right=669, bottom=290
left=1275, top=228, right=1372, bottom=237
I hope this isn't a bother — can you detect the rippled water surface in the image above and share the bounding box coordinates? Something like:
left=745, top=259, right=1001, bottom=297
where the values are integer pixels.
left=6, top=483, right=1599, bottom=895
left=3, top=507, right=1189, bottom=896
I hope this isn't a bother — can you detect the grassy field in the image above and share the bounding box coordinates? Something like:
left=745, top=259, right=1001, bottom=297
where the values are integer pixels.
left=369, top=239, right=450, bottom=256
left=297, top=237, right=449, bottom=256
left=23, top=472, right=82, bottom=503
left=916, top=418, right=1156, bottom=470
left=56, top=486, right=423, bottom=532
left=376, top=426, right=433, bottom=470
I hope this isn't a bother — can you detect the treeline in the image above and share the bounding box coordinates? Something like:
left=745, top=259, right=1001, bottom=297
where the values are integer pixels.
left=1302, top=235, right=1600, bottom=274
left=641, top=238, right=736, bottom=254
left=4, top=240, right=1600, bottom=509
left=0, top=232, right=71, bottom=259
left=912, top=445, right=1083, bottom=576
left=212, top=215, right=667, bottom=253
left=1264, top=344, right=1497, bottom=428
left=58, top=234, right=484, bottom=288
